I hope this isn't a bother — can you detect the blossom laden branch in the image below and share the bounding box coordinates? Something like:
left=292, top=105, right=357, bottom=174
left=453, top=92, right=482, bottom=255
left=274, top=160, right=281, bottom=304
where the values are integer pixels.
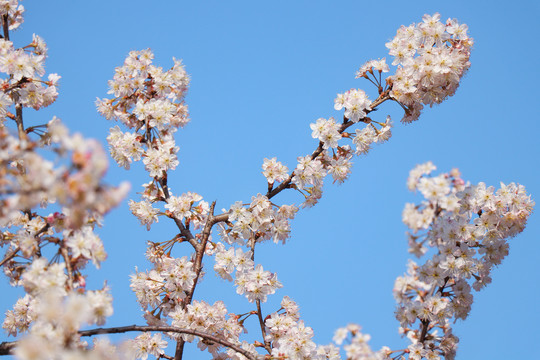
left=0, top=325, right=259, bottom=360
left=78, top=325, right=258, bottom=360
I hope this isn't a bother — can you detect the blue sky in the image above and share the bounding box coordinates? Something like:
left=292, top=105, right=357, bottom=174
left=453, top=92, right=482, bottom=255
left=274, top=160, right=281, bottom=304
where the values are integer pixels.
left=2, top=1, right=539, bottom=359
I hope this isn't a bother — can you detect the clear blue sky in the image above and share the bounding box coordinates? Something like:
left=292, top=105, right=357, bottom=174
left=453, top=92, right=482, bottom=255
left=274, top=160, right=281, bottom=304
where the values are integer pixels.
left=2, top=1, right=539, bottom=359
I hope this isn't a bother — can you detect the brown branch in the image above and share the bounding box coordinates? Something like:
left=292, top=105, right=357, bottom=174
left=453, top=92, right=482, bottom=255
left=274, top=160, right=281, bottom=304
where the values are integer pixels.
left=174, top=340, right=185, bottom=360
left=182, top=201, right=216, bottom=307
left=77, top=325, right=258, bottom=360
left=212, top=212, right=230, bottom=224
left=419, top=319, right=429, bottom=343
left=158, top=178, right=198, bottom=249
left=0, top=246, right=19, bottom=267
left=60, top=247, right=74, bottom=290
left=172, top=217, right=198, bottom=249
left=219, top=92, right=393, bottom=215
left=255, top=300, right=271, bottom=353
left=2, top=14, right=9, bottom=41
left=247, top=236, right=271, bottom=354
left=0, top=224, right=51, bottom=267
left=266, top=93, right=390, bottom=199
left=0, top=341, right=15, bottom=356
left=418, top=278, right=449, bottom=343
left=174, top=201, right=216, bottom=360
left=212, top=93, right=393, bottom=222
left=14, top=94, right=26, bottom=142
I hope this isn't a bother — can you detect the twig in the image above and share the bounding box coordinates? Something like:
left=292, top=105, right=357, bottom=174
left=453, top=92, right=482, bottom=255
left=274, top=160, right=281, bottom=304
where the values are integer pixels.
left=0, top=247, right=19, bottom=267
left=60, top=247, right=74, bottom=290
left=255, top=300, right=271, bottom=353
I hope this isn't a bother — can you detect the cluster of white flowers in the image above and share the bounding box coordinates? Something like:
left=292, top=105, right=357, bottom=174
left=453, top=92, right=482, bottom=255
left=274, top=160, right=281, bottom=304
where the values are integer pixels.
left=2, top=295, right=33, bottom=337
left=310, top=117, right=342, bottom=149
left=333, top=324, right=391, bottom=360
left=165, top=191, right=209, bottom=225
left=395, top=163, right=533, bottom=359
left=97, top=49, right=189, bottom=127
left=0, top=1, right=24, bottom=30
left=129, top=185, right=210, bottom=231
left=264, top=296, right=341, bottom=360
left=220, top=195, right=298, bottom=245
left=235, top=264, right=282, bottom=303
left=334, top=90, right=372, bottom=123
left=299, top=109, right=392, bottom=205
left=0, top=3, right=130, bottom=358
left=386, top=13, right=473, bottom=122
left=98, top=49, right=189, bottom=175
left=131, top=332, right=168, bottom=360
left=130, top=255, right=197, bottom=312
left=65, top=226, right=107, bottom=268
left=355, top=58, right=390, bottom=79
left=169, top=300, right=244, bottom=356
left=213, top=243, right=254, bottom=281
left=0, top=1, right=58, bottom=115
left=291, top=155, right=325, bottom=204
left=10, top=289, right=114, bottom=360
left=262, top=157, right=289, bottom=184
left=0, top=121, right=128, bottom=354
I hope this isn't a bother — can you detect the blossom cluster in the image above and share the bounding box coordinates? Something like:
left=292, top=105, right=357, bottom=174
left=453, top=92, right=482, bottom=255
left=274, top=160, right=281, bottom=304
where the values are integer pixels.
left=385, top=13, right=473, bottom=122
left=333, top=324, right=390, bottom=360
left=12, top=290, right=116, bottom=360
left=130, top=254, right=196, bottom=312
left=395, top=163, right=533, bottom=359
left=334, top=90, right=372, bottom=123
left=170, top=300, right=244, bottom=356
left=264, top=296, right=340, bottom=360
left=0, top=3, right=59, bottom=116
left=1, top=118, right=129, bottom=285
left=355, top=58, right=390, bottom=79
left=219, top=195, right=298, bottom=246
left=97, top=49, right=189, bottom=177
left=0, top=2, right=128, bottom=359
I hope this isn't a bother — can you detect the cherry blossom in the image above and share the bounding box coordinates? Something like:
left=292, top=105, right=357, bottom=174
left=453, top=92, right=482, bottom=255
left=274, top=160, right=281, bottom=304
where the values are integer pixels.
left=0, top=4, right=533, bottom=360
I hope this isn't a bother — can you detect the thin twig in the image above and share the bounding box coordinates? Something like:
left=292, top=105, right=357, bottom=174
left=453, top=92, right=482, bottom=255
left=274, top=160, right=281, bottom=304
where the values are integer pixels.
left=60, top=247, right=74, bottom=290
left=255, top=300, right=271, bottom=353
left=0, top=247, right=19, bottom=267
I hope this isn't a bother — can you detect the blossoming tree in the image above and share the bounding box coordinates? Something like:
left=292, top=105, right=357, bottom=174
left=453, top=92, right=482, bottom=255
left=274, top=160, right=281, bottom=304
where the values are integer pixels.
left=0, top=1, right=535, bottom=360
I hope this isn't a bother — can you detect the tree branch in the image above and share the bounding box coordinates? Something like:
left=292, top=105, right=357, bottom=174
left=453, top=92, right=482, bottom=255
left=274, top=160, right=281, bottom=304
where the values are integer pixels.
left=2, top=14, right=9, bottom=41
left=158, top=178, right=198, bottom=249
left=255, top=300, right=271, bottom=353
left=78, top=325, right=257, bottom=360
left=174, top=201, right=216, bottom=360
left=0, top=325, right=258, bottom=359
left=213, top=92, right=392, bottom=221
left=0, top=247, right=19, bottom=267
left=0, top=341, right=15, bottom=356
